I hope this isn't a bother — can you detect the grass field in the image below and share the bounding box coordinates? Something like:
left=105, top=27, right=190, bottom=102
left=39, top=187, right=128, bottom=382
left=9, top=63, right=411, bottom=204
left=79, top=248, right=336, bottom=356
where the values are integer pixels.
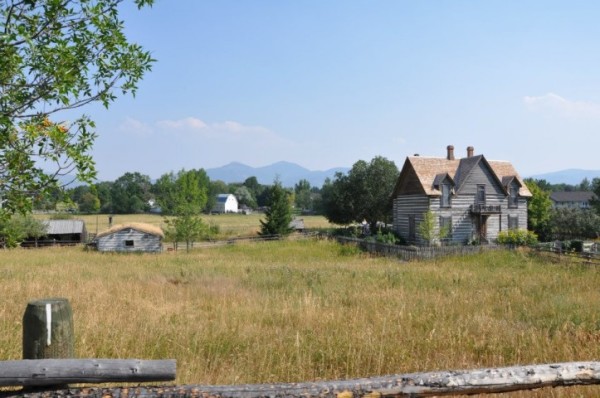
left=2, top=239, right=600, bottom=396
left=53, top=213, right=335, bottom=239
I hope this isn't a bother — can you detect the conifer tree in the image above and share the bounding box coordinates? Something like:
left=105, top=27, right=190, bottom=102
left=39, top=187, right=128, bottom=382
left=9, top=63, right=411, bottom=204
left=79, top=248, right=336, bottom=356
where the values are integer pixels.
left=259, top=180, right=293, bottom=236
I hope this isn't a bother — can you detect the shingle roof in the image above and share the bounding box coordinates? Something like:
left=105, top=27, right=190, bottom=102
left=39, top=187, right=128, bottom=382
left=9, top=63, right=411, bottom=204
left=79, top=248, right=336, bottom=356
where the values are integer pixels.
left=550, top=191, right=597, bottom=203
left=397, top=154, right=532, bottom=197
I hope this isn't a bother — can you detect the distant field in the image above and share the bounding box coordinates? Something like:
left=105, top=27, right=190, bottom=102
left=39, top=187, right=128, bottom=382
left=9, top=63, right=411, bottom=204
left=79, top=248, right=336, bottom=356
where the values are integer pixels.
left=37, top=213, right=335, bottom=239
left=1, top=241, right=600, bottom=396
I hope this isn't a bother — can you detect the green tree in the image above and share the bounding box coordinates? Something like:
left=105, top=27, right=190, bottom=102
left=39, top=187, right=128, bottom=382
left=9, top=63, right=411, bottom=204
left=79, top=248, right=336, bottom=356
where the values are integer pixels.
left=164, top=214, right=214, bottom=252
left=417, top=210, right=449, bottom=246
left=259, top=180, right=293, bottom=236
left=160, top=169, right=212, bottom=251
left=234, top=186, right=257, bottom=209
left=94, top=181, right=113, bottom=213
left=525, top=180, right=553, bottom=241
left=1, top=0, right=154, bottom=217
left=110, top=172, right=152, bottom=214
left=322, top=156, right=399, bottom=230
left=549, top=208, right=600, bottom=240
left=591, top=178, right=600, bottom=215
left=0, top=214, right=46, bottom=248
left=294, top=179, right=312, bottom=210
left=79, top=192, right=100, bottom=213
left=154, top=169, right=209, bottom=215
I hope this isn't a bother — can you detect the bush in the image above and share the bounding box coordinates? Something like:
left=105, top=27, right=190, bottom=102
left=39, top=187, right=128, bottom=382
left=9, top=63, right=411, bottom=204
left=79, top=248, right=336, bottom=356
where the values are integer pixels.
left=497, top=229, right=538, bottom=246
left=570, top=240, right=584, bottom=253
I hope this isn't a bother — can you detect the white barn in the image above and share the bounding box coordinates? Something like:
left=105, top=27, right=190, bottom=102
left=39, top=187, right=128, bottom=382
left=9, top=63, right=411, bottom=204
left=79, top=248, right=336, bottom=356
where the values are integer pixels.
left=213, top=194, right=238, bottom=213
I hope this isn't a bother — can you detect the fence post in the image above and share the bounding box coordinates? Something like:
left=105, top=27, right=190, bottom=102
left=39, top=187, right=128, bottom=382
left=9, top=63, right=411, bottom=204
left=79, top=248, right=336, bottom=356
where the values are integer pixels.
left=23, top=298, right=74, bottom=360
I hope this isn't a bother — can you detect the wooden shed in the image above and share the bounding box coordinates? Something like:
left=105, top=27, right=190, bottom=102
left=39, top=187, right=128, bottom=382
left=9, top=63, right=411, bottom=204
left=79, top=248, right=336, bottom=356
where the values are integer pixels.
left=95, top=223, right=164, bottom=253
left=43, top=220, right=88, bottom=243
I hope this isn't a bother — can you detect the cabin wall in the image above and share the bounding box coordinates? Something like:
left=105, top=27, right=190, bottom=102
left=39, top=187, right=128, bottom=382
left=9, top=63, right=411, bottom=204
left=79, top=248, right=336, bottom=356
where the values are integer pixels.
left=97, top=229, right=162, bottom=253
left=393, top=195, right=430, bottom=245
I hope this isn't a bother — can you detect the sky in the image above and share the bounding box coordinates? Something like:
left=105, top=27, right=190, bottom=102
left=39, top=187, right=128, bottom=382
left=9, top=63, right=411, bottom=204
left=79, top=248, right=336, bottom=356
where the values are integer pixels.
left=79, top=1, right=600, bottom=181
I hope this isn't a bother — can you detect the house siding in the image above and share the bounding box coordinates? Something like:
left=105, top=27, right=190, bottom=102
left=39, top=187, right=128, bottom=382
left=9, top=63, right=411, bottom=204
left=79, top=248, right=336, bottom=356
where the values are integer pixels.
left=393, top=195, right=430, bottom=245
left=392, top=153, right=530, bottom=246
left=97, top=228, right=162, bottom=253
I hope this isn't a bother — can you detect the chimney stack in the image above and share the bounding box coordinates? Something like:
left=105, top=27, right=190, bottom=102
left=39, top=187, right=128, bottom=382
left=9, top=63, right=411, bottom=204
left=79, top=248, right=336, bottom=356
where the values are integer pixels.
left=446, top=145, right=455, bottom=160
left=467, top=146, right=474, bottom=158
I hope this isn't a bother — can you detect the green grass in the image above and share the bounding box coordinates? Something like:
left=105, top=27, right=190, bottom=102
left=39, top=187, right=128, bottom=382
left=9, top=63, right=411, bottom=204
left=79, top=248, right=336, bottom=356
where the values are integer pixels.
left=1, top=241, right=600, bottom=396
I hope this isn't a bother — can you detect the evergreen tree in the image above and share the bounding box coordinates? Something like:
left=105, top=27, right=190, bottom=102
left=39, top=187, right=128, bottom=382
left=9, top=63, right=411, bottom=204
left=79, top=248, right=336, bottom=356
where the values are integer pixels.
left=259, top=180, right=293, bottom=236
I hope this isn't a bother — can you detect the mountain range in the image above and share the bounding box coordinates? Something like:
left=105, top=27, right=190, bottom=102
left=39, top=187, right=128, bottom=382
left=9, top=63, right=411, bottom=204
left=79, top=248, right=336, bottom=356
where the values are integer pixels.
left=527, top=169, right=600, bottom=185
left=205, top=161, right=350, bottom=188
left=205, top=162, right=600, bottom=188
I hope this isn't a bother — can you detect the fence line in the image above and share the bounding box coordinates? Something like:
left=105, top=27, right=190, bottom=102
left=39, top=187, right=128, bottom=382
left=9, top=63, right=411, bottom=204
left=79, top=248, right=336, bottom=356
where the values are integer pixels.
left=335, top=236, right=502, bottom=261
left=3, top=361, right=600, bottom=397
left=534, top=245, right=600, bottom=266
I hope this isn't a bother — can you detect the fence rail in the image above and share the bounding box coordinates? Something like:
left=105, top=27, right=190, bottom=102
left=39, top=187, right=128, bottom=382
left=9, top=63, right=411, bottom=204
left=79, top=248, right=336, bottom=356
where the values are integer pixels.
left=335, top=236, right=501, bottom=261
left=3, top=361, right=600, bottom=397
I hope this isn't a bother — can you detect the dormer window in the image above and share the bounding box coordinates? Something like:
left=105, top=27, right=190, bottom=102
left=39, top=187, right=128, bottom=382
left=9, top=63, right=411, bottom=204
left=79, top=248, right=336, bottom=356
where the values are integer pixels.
left=434, top=173, right=454, bottom=208
left=508, top=185, right=518, bottom=208
left=441, top=183, right=451, bottom=208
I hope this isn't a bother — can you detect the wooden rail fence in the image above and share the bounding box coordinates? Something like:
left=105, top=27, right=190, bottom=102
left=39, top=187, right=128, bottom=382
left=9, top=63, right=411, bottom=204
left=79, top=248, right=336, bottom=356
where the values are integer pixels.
left=3, top=361, right=600, bottom=397
left=10, top=297, right=600, bottom=396
left=335, top=236, right=502, bottom=261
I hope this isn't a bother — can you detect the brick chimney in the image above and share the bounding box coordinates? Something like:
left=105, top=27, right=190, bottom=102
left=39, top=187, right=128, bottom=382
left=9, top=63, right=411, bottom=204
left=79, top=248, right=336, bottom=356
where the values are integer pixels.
left=446, top=145, right=455, bottom=160
left=467, top=146, right=474, bottom=158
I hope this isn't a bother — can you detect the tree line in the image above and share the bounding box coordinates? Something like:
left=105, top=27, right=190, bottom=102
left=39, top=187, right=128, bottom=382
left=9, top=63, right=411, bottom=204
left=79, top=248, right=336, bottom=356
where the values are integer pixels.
left=526, top=177, right=600, bottom=242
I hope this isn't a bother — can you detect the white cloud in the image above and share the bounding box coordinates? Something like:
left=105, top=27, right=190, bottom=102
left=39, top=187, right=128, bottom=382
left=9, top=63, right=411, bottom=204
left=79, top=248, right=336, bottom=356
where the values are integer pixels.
left=523, top=93, right=600, bottom=118
left=118, top=117, right=152, bottom=135
left=156, top=117, right=207, bottom=130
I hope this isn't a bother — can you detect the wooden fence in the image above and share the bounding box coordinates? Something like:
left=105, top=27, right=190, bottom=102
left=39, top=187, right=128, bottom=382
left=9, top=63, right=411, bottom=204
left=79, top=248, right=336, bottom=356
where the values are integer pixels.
left=534, top=242, right=600, bottom=266
left=4, top=361, right=600, bottom=397
left=7, top=297, right=600, bottom=396
left=335, top=236, right=502, bottom=261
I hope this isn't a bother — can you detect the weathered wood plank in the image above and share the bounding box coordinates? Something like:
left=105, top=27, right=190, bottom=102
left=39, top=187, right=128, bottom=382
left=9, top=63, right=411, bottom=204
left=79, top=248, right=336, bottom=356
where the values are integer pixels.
left=0, top=359, right=175, bottom=387
left=1, top=361, right=599, bottom=397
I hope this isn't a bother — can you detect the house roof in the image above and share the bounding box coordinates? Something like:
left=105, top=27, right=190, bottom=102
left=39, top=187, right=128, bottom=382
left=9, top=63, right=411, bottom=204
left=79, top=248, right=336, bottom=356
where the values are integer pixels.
left=96, top=222, right=164, bottom=238
left=550, top=191, right=597, bottom=203
left=394, top=154, right=532, bottom=198
left=216, top=194, right=235, bottom=203
left=43, top=220, right=86, bottom=235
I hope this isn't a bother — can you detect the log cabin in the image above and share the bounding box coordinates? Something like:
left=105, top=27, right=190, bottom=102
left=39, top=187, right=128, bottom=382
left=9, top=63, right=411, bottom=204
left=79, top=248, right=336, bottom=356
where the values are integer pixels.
left=391, top=145, right=531, bottom=245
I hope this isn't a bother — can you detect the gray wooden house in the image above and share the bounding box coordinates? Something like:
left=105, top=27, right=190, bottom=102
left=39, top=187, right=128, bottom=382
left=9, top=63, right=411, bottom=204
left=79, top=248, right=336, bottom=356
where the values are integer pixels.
left=391, top=145, right=532, bottom=245
left=95, top=223, right=164, bottom=253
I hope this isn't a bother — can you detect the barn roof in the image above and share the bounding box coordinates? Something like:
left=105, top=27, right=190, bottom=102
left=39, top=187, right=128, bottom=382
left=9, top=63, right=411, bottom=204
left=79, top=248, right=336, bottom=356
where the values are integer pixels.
left=96, top=222, right=164, bottom=238
left=43, top=220, right=86, bottom=235
left=216, top=194, right=235, bottom=203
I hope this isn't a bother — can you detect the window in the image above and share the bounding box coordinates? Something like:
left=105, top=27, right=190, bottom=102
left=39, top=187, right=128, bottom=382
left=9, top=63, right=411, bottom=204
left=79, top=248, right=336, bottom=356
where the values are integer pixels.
left=508, top=185, right=518, bottom=208
left=508, top=215, right=519, bottom=230
left=477, top=185, right=486, bottom=205
left=125, top=239, right=134, bottom=247
left=441, top=184, right=451, bottom=208
left=439, top=216, right=452, bottom=241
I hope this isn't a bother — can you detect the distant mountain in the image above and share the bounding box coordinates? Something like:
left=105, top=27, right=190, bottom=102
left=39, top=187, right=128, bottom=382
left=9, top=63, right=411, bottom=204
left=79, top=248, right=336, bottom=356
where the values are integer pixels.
left=206, top=161, right=350, bottom=187
left=528, top=169, right=600, bottom=185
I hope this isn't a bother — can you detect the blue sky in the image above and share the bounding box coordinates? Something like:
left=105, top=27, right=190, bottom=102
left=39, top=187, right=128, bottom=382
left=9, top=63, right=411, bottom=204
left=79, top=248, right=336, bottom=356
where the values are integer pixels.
left=83, top=1, right=600, bottom=181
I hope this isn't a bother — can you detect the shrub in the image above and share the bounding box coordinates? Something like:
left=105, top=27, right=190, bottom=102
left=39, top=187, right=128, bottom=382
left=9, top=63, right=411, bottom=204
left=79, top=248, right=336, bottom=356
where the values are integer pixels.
left=497, top=229, right=538, bottom=246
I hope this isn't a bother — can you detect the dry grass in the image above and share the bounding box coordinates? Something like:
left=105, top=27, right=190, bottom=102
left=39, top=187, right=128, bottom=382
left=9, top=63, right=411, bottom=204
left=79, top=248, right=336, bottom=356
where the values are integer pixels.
left=46, top=213, right=334, bottom=239
left=1, top=241, right=600, bottom=396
